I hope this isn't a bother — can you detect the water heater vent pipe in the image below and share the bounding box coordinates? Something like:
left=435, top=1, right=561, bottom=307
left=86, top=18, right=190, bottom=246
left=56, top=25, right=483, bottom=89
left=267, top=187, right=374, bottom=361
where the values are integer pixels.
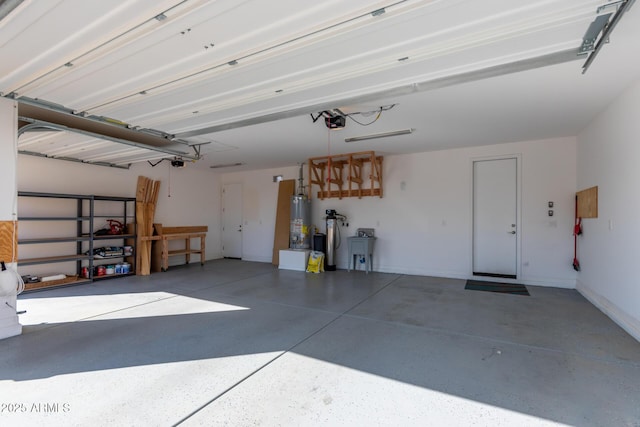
left=297, top=162, right=306, bottom=196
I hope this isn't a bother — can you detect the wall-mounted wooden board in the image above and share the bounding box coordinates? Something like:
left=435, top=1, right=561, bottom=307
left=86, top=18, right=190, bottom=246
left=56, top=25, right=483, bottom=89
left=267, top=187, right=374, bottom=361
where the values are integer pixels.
left=0, top=221, right=17, bottom=263
left=577, top=186, right=598, bottom=218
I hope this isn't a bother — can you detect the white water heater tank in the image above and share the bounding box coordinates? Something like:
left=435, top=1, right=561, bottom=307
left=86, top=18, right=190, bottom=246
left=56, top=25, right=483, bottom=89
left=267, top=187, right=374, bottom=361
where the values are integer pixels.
left=290, top=195, right=311, bottom=249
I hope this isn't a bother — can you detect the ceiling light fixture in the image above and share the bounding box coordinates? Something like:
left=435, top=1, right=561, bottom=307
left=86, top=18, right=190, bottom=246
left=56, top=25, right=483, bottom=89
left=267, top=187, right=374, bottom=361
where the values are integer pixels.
left=345, top=128, right=414, bottom=143
left=210, top=162, right=244, bottom=169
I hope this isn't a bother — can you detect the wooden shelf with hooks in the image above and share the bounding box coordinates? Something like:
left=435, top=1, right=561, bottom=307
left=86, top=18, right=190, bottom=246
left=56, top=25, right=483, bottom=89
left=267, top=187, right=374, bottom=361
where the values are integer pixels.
left=308, top=151, right=383, bottom=199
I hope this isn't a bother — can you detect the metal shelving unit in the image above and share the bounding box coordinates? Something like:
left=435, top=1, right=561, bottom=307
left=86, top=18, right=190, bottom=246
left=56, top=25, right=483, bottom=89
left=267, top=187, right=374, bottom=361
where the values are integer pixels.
left=17, top=191, right=136, bottom=290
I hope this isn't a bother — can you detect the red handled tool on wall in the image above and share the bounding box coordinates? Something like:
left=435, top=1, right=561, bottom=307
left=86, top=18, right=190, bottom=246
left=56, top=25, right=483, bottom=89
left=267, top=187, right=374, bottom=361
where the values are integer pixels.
left=573, top=195, right=582, bottom=271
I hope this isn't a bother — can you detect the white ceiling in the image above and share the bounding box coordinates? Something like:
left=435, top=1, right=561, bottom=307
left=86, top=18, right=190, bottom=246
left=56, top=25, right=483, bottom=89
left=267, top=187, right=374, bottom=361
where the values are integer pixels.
left=2, top=0, right=639, bottom=171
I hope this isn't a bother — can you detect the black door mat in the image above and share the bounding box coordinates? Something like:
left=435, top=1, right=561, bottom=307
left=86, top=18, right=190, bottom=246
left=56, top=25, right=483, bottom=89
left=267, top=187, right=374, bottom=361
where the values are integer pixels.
left=465, top=280, right=530, bottom=296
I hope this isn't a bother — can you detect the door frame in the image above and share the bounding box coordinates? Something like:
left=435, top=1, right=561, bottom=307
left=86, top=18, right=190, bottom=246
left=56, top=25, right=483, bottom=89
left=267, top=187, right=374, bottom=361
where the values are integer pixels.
left=221, top=182, right=243, bottom=259
left=469, top=154, right=522, bottom=281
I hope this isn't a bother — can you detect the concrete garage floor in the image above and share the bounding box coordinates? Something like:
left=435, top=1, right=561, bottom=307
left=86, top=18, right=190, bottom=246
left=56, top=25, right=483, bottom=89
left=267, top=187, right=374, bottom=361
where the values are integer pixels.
left=2, top=259, right=640, bottom=426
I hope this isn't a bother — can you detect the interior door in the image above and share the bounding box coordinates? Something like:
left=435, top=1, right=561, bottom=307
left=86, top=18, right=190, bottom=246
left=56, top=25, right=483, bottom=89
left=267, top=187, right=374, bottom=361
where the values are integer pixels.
left=222, top=183, right=242, bottom=259
left=473, top=158, right=517, bottom=278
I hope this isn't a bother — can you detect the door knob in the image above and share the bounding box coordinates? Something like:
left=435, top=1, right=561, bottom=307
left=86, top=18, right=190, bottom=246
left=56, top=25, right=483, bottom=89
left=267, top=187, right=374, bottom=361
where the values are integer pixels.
left=508, top=231, right=516, bottom=234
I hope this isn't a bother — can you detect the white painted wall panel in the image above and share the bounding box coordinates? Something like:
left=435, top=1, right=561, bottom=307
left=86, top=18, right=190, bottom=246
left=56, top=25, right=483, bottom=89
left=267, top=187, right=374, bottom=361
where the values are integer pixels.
left=577, top=78, right=640, bottom=341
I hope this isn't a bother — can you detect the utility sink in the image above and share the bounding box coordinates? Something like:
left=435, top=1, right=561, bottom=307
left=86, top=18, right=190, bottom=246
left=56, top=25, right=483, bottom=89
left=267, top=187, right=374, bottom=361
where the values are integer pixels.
left=348, top=229, right=376, bottom=273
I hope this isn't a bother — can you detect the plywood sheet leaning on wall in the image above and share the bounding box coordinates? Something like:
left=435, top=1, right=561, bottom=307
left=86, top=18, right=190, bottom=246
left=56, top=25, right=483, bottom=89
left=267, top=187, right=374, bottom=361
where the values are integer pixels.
left=0, top=221, right=17, bottom=263
left=577, top=186, right=598, bottom=218
left=136, top=176, right=161, bottom=275
left=272, top=179, right=295, bottom=265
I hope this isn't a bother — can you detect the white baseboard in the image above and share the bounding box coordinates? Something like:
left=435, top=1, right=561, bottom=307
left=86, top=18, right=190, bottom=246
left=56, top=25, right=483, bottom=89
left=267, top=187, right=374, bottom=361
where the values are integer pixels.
left=242, top=254, right=272, bottom=263
left=365, top=263, right=466, bottom=279
left=365, top=263, right=576, bottom=288
left=577, top=280, right=640, bottom=343
left=517, top=277, right=576, bottom=289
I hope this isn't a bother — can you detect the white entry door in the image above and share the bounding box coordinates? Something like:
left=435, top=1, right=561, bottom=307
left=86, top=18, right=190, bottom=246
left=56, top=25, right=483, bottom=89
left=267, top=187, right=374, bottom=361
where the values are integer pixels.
left=222, top=183, right=242, bottom=258
left=473, top=158, right=517, bottom=278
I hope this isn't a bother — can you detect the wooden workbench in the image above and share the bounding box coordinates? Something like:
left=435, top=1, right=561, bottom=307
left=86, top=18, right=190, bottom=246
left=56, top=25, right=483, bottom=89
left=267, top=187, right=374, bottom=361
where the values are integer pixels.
left=142, top=224, right=207, bottom=272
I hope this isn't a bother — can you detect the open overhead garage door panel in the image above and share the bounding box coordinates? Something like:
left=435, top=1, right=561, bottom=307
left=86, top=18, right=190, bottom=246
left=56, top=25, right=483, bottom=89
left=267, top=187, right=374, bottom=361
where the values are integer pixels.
left=17, top=99, right=204, bottom=168
left=1, top=0, right=637, bottom=170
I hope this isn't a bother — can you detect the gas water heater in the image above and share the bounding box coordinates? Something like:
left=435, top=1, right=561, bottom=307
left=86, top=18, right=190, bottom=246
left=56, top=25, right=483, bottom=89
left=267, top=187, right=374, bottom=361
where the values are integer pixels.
left=290, top=195, right=311, bottom=249
left=289, top=163, right=311, bottom=249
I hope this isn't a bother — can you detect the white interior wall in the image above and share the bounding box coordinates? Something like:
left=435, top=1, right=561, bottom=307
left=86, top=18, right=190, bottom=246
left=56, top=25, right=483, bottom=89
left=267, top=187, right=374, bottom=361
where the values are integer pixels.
left=0, top=98, right=21, bottom=339
left=17, top=155, right=222, bottom=274
left=222, top=137, right=578, bottom=288
left=576, top=77, right=640, bottom=341
left=15, top=134, right=579, bottom=289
